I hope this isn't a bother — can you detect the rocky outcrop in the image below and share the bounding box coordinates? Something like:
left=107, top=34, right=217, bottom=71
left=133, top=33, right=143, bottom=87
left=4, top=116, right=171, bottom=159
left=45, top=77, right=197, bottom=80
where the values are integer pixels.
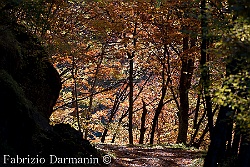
left=0, top=24, right=61, bottom=119
left=0, top=13, right=102, bottom=167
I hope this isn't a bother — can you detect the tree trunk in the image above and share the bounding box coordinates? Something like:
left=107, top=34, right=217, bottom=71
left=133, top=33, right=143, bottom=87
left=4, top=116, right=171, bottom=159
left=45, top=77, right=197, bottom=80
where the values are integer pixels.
left=195, top=124, right=209, bottom=148
left=190, top=105, right=218, bottom=148
left=150, top=44, right=170, bottom=144
left=128, top=22, right=137, bottom=145
left=231, top=124, right=241, bottom=156
left=193, top=94, right=200, bottom=129
left=71, top=54, right=81, bottom=134
left=190, top=104, right=206, bottom=146
left=128, top=52, right=134, bottom=145
left=84, top=55, right=103, bottom=140
left=150, top=84, right=167, bottom=144
left=112, top=72, right=149, bottom=143
left=199, top=0, right=213, bottom=139
left=112, top=110, right=127, bottom=143
left=139, top=100, right=148, bottom=144
left=204, top=1, right=250, bottom=166
left=101, top=100, right=118, bottom=143
left=204, top=106, right=231, bottom=167
left=176, top=35, right=194, bottom=144
left=101, top=84, right=128, bottom=143
left=238, top=134, right=250, bottom=167
left=101, top=105, right=117, bottom=143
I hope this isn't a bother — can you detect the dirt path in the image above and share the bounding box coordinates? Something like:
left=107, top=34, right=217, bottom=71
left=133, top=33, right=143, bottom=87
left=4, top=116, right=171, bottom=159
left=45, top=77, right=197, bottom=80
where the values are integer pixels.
left=96, top=144, right=205, bottom=167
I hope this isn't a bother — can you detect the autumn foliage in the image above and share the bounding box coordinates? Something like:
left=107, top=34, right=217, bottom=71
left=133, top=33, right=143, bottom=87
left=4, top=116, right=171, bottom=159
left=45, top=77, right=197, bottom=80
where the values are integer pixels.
left=42, top=0, right=210, bottom=148
left=11, top=1, right=249, bottom=160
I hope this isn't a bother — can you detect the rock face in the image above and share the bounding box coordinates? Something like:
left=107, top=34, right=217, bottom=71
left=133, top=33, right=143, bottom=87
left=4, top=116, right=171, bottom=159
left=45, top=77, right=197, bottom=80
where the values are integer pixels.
left=0, top=24, right=61, bottom=119
left=0, top=14, right=102, bottom=167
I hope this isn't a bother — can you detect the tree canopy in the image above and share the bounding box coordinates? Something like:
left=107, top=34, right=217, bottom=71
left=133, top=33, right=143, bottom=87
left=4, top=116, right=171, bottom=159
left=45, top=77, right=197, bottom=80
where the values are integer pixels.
left=4, top=0, right=250, bottom=166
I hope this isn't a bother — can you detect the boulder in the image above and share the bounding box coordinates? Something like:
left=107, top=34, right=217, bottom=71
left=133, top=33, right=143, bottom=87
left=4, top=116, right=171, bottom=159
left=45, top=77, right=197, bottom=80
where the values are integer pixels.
left=0, top=14, right=102, bottom=167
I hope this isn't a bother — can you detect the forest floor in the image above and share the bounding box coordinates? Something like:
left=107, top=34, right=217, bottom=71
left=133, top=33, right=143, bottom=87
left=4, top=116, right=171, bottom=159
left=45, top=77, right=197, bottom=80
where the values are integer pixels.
left=96, top=144, right=206, bottom=167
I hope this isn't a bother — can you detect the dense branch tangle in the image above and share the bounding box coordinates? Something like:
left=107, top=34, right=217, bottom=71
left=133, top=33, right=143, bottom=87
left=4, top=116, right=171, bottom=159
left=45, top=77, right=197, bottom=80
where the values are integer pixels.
left=49, top=0, right=222, bottom=148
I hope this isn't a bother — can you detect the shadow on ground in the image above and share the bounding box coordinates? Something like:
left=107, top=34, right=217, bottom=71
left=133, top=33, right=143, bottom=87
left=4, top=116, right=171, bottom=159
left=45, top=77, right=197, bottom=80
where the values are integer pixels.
left=97, top=144, right=206, bottom=167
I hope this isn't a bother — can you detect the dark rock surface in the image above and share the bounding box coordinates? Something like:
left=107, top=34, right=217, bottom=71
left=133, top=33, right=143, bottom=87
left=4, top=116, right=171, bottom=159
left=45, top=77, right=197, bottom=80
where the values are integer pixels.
left=0, top=11, right=102, bottom=167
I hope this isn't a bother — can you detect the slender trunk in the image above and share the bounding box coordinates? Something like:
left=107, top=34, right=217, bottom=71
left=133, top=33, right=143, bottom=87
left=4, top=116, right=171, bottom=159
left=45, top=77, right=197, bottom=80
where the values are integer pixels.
left=199, top=0, right=213, bottom=138
left=101, top=84, right=128, bottom=143
left=112, top=71, right=150, bottom=143
left=72, top=54, right=81, bottom=134
left=112, top=110, right=127, bottom=143
left=128, top=22, right=137, bottom=145
left=191, top=105, right=218, bottom=148
left=100, top=100, right=118, bottom=142
left=190, top=106, right=206, bottom=146
left=191, top=123, right=209, bottom=149
left=71, top=87, right=77, bottom=114
left=150, top=84, right=167, bottom=144
left=85, top=55, right=103, bottom=139
left=128, top=52, right=134, bottom=145
left=225, top=118, right=234, bottom=156
left=231, top=124, right=241, bottom=156
left=84, top=94, right=93, bottom=139
left=193, top=94, right=200, bottom=129
left=112, top=76, right=151, bottom=143
left=177, top=35, right=194, bottom=144
left=139, top=100, right=148, bottom=144
left=150, top=44, right=170, bottom=144
left=191, top=37, right=200, bottom=131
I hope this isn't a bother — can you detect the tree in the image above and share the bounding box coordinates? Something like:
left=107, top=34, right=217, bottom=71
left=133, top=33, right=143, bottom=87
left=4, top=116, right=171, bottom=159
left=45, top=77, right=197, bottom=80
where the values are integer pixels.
left=149, top=44, right=169, bottom=144
left=101, top=82, right=128, bottom=143
left=204, top=0, right=250, bottom=166
left=176, top=34, right=195, bottom=144
left=139, top=100, right=148, bottom=144
left=25, top=0, right=215, bottom=147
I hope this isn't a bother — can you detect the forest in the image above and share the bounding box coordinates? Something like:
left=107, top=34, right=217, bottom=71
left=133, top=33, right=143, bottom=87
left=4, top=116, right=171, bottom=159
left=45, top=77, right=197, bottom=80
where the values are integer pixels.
left=0, top=0, right=249, bottom=167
